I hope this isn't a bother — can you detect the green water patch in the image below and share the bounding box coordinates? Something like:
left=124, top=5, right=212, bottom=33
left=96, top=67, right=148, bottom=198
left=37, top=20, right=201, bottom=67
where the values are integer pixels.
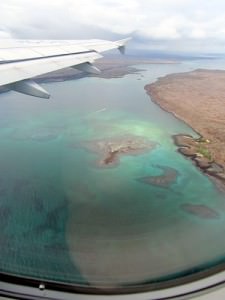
left=64, top=109, right=225, bottom=287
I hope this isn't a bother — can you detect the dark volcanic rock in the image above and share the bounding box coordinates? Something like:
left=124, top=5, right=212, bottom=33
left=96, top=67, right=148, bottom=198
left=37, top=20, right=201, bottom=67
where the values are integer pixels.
left=178, top=147, right=196, bottom=157
left=195, top=157, right=211, bottom=169
left=173, top=134, right=225, bottom=187
left=173, top=135, right=196, bottom=147
left=207, top=163, right=224, bottom=173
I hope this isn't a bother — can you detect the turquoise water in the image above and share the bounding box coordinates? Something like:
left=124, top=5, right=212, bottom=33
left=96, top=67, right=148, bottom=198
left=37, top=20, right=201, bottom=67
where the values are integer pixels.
left=1, top=60, right=225, bottom=289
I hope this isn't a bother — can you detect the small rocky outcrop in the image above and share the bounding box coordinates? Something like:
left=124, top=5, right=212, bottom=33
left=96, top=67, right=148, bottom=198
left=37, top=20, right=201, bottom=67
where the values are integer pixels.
left=173, top=134, right=225, bottom=184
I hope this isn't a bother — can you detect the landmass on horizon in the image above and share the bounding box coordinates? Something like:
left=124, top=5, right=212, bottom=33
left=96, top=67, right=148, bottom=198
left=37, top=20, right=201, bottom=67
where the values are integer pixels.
left=0, top=56, right=178, bottom=95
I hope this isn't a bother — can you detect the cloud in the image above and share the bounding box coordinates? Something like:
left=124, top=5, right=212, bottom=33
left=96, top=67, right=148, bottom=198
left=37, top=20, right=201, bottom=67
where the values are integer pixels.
left=0, top=30, right=12, bottom=39
left=0, top=0, right=225, bottom=53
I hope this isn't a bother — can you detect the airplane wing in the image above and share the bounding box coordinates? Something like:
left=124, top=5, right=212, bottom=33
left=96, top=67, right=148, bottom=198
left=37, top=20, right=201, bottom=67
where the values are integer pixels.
left=0, top=38, right=131, bottom=99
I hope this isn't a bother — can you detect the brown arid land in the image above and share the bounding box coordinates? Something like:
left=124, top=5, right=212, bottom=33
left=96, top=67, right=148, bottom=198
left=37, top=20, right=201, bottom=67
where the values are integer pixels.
left=145, top=69, right=225, bottom=186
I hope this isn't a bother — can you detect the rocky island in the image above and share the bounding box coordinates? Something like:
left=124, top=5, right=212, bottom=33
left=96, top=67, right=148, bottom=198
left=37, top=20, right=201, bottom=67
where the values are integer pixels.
left=145, top=69, right=225, bottom=188
left=71, top=135, right=157, bottom=168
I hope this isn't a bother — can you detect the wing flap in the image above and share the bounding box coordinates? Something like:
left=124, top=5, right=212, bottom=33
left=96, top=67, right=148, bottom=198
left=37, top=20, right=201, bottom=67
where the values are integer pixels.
left=9, top=80, right=50, bottom=99
left=0, top=38, right=131, bottom=98
left=0, top=52, right=102, bottom=87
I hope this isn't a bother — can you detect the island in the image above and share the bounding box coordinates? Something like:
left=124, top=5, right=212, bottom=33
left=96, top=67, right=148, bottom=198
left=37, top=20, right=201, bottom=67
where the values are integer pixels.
left=145, top=69, right=225, bottom=187
left=71, top=135, right=157, bottom=168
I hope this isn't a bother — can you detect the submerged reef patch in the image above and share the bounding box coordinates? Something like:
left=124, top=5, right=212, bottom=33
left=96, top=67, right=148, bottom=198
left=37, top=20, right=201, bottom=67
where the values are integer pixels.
left=10, top=126, right=62, bottom=142
left=137, top=165, right=179, bottom=188
left=181, top=203, right=220, bottom=219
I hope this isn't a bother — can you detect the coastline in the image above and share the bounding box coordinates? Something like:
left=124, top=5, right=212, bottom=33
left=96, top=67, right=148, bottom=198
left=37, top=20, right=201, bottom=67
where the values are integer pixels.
left=0, top=57, right=179, bottom=95
left=145, top=85, right=201, bottom=138
left=145, top=69, right=225, bottom=189
left=36, top=57, right=179, bottom=83
left=172, top=134, right=225, bottom=192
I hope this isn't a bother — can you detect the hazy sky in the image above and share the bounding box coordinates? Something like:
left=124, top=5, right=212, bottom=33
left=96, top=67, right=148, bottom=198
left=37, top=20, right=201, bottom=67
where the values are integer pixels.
left=1, top=0, right=225, bottom=54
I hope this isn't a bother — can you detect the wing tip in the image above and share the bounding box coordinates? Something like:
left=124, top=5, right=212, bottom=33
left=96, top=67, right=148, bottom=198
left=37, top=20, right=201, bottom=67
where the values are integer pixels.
left=115, top=37, right=132, bottom=55
left=116, top=37, right=132, bottom=46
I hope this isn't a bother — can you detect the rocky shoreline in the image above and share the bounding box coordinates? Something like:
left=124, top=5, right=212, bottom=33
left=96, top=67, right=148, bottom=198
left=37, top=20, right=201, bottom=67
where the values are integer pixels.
left=145, top=69, right=225, bottom=189
left=173, top=134, right=225, bottom=185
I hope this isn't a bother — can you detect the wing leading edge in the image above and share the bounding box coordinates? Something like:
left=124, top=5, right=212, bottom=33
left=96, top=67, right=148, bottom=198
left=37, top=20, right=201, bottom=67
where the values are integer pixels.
left=0, top=37, right=131, bottom=99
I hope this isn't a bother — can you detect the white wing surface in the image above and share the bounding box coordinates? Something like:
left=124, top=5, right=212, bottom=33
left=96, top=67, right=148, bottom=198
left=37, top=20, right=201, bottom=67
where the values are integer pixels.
left=0, top=38, right=130, bottom=99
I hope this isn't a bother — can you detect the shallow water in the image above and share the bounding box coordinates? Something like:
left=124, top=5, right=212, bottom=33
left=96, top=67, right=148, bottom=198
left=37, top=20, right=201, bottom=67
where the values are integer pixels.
left=1, top=59, right=225, bottom=288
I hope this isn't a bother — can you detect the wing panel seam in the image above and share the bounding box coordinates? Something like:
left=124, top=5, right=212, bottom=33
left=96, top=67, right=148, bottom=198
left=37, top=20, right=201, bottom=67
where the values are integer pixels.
left=0, top=50, right=97, bottom=65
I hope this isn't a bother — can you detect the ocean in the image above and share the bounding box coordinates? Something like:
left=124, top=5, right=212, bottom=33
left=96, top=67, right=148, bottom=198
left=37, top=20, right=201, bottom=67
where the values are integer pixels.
left=1, top=58, right=225, bottom=289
